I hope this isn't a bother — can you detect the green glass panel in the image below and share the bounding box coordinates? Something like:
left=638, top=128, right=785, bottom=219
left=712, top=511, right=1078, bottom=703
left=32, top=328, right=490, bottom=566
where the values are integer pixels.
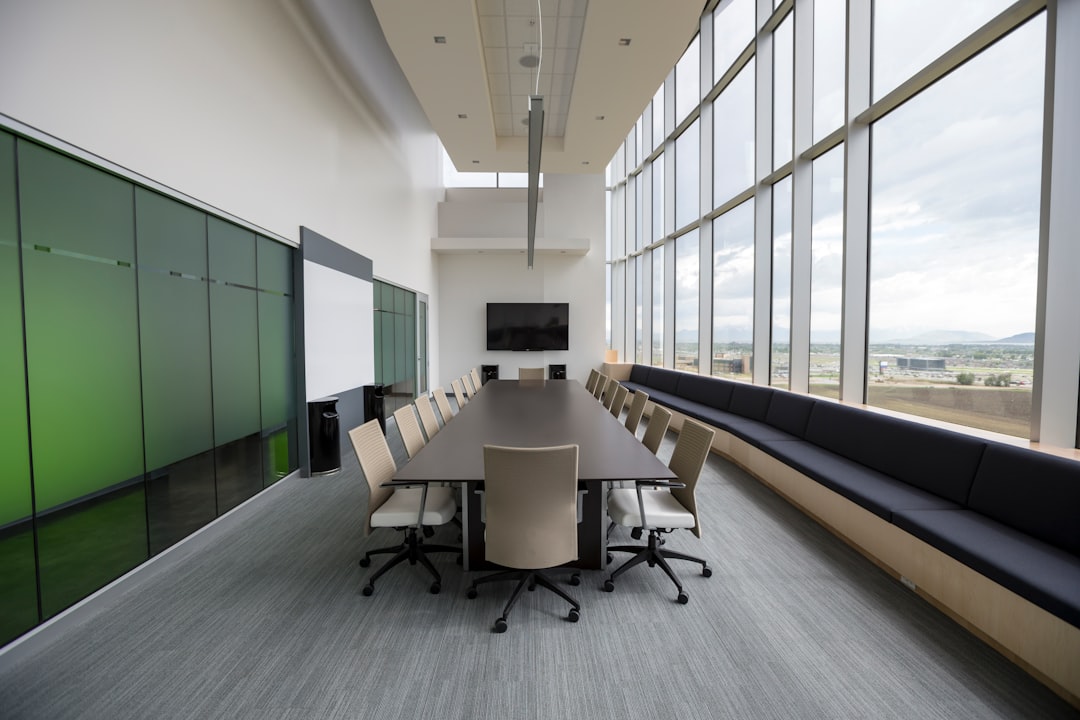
left=394, top=286, right=406, bottom=314
left=208, top=217, right=256, bottom=286
left=257, top=236, right=292, bottom=294
left=145, top=451, right=215, bottom=555
left=0, top=131, right=38, bottom=642
left=258, top=293, right=294, bottom=430
left=373, top=309, right=383, bottom=384
left=395, top=314, right=406, bottom=386
left=382, top=283, right=394, bottom=314
left=37, top=488, right=147, bottom=619
left=209, top=219, right=260, bottom=445
left=20, top=143, right=144, bottom=511
left=135, top=189, right=213, bottom=469
left=382, top=313, right=395, bottom=385
left=18, top=142, right=135, bottom=262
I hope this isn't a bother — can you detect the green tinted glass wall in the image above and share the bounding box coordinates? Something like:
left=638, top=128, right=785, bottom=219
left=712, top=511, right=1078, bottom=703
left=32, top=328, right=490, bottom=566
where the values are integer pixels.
left=135, top=189, right=217, bottom=552
left=0, top=131, right=37, bottom=643
left=18, top=141, right=148, bottom=618
left=257, top=236, right=297, bottom=484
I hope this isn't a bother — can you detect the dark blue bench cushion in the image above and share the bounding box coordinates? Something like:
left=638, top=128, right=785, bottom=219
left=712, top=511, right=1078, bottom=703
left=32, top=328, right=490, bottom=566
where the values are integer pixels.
left=765, top=391, right=816, bottom=439
left=803, top=402, right=985, bottom=505
left=675, top=373, right=734, bottom=411
left=967, top=444, right=1080, bottom=556
left=628, top=364, right=651, bottom=385
left=728, top=383, right=774, bottom=422
left=647, top=367, right=681, bottom=395
left=762, top=440, right=961, bottom=520
left=893, top=508, right=1080, bottom=628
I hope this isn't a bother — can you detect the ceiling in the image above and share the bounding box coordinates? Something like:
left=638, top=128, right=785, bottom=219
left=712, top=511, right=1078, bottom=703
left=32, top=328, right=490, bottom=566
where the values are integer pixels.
left=367, top=0, right=704, bottom=174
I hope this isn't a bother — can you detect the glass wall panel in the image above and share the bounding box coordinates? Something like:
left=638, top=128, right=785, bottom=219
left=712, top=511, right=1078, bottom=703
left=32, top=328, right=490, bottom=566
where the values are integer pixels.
left=652, top=157, right=665, bottom=241
left=675, top=230, right=700, bottom=373
left=713, top=59, right=756, bottom=207
left=18, top=141, right=147, bottom=618
left=0, top=131, right=37, bottom=643
left=418, top=300, right=428, bottom=395
left=868, top=18, right=1044, bottom=437
left=626, top=175, right=637, bottom=251
left=634, top=256, right=644, bottom=363
left=635, top=168, right=644, bottom=251
left=373, top=280, right=416, bottom=416
left=809, top=145, right=844, bottom=398
left=713, top=0, right=755, bottom=80
left=652, top=247, right=664, bottom=366
left=813, top=0, right=846, bottom=142
left=773, top=14, right=793, bottom=169
left=257, top=236, right=296, bottom=486
left=135, top=189, right=216, bottom=553
left=771, top=177, right=792, bottom=388
left=873, top=0, right=1015, bottom=102
left=712, top=200, right=754, bottom=380
left=675, top=35, right=701, bottom=125
left=652, top=85, right=665, bottom=151
left=208, top=218, right=262, bottom=512
left=674, top=120, right=700, bottom=230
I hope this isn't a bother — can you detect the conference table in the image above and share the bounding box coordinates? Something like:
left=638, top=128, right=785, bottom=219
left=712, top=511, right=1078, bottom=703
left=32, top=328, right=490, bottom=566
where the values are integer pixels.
left=393, top=379, right=676, bottom=570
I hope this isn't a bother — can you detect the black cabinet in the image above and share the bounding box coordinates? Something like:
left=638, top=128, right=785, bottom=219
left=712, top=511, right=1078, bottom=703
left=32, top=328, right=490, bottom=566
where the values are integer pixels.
left=481, top=365, right=499, bottom=385
left=549, top=364, right=567, bottom=380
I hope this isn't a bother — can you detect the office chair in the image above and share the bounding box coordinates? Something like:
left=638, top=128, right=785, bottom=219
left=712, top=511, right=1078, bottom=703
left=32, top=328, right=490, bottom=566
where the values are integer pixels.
left=451, top=378, right=468, bottom=409
left=466, top=444, right=582, bottom=632
left=584, top=368, right=600, bottom=394
left=393, top=405, right=426, bottom=459
left=607, top=384, right=629, bottom=418
left=433, top=386, right=455, bottom=424
left=604, top=418, right=716, bottom=603
left=602, top=377, right=621, bottom=411
left=641, top=405, right=672, bottom=455
left=415, top=394, right=441, bottom=441
left=592, top=373, right=608, bottom=401
left=349, top=420, right=460, bottom=596
left=470, top=367, right=483, bottom=392
left=518, top=367, right=545, bottom=380
left=624, top=390, right=649, bottom=435
left=461, top=374, right=476, bottom=399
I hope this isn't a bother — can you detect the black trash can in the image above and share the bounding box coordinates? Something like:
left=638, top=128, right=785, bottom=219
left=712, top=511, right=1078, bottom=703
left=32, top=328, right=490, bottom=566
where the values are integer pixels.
left=363, top=384, right=386, bottom=433
left=481, top=365, right=499, bottom=385
left=308, top=397, right=341, bottom=476
left=549, top=364, right=567, bottom=380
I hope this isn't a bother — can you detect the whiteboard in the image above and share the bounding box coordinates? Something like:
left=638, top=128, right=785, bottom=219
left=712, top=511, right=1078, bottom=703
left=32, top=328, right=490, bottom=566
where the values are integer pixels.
left=303, top=260, right=374, bottom=400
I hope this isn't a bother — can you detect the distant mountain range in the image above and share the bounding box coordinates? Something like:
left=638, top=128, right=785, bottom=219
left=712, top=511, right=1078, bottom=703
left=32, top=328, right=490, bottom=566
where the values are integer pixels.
left=879, top=330, right=1036, bottom=345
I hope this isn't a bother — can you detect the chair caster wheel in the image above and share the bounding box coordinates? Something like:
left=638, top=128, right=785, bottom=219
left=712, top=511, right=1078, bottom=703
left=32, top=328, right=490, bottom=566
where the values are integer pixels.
left=569, top=573, right=580, bottom=586
left=702, top=566, right=712, bottom=578
left=528, top=582, right=537, bottom=591
left=430, top=582, right=441, bottom=595
left=359, top=557, right=371, bottom=568
left=493, top=618, right=508, bottom=633
left=567, top=609, right=580, bottom=623
left=362, top=584, right=374, bottom=597
left=677, top=591, right=689, bottom=604
left=466, top=587, right=478, bottom=599
left=423, top=526, right=435, bottom=538
left=606, top=553, right=613, bottom=565
left=602, top=579, right=615, bottom=593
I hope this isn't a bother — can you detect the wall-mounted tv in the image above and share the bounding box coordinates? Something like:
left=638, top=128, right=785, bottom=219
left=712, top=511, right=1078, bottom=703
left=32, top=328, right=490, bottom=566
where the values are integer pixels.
left=486, top=302, right=569, bottom=351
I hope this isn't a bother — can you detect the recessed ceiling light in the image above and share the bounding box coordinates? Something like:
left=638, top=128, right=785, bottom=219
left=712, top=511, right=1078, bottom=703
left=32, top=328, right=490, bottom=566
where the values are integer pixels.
left=521, top=118, right=530, bottom=126
left=519, top=54, right=539, bottom=68
left=582, top=161, right=590, bottom=165
left=595, top=115, right=605, bottom=121
left=458, top=113, right=468, bottom=119
left=618, top=38, right=631, bottom=46
left=472, top=160, right=480, bottom=164
left=434, top=36, right=446, bottom=44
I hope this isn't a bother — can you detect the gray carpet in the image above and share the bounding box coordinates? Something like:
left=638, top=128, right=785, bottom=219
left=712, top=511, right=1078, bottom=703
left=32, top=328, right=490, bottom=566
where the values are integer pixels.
left=0, top=412, right=1075, bottom=720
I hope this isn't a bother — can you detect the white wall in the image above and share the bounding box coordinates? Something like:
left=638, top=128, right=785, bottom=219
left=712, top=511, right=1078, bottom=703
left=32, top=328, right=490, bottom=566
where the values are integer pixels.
left=0, top=0, right=442, bottom=380
left=436, top=173, right=607, bottom=385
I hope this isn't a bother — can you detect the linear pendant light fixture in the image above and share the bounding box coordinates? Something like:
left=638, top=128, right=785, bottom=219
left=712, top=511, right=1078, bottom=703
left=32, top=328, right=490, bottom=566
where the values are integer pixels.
left=526, top=94, right=544, bottom=269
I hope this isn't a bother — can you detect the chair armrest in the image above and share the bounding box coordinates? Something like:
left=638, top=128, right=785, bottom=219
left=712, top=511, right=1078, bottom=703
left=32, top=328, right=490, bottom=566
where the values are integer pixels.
left=635, top=480, right=686, bottom=489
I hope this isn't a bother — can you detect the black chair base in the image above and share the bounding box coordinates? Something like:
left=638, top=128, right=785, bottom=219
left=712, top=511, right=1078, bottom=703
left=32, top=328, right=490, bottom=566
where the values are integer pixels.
left=604, top=530, right=711, bottom=604
left=466, top=568, right=581, bottom=632
left=360, top=527, right=461, bottom=596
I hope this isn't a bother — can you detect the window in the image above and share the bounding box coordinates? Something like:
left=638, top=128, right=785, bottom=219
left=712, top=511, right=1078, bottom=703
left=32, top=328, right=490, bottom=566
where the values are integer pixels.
left=713, top=0, right=755, bottom=81
left=773, top=14, right=793, bottom=170
left=674, top=120, right=700, bottom=230
left=813, top=0, right=845, bottom=141
left=675, top=231, right=700, bottom=373
left=712, top=200, right=754, bottom=379
left=713, top=58, right=755, bottom=208
left=652, top=84, right=666, bottom=151
left=635, top=256, right=644, bottom=362
left=675, top=35, right=701, bottom=125
left=652, top=246, right=665, bottom=366
left=868, top=17, right=1045, bottom=437
left=771, top=177, right=792, bottom=388
left=652, top=156, right=665, bottom=241
left=809, top=145, right=844, bottom=398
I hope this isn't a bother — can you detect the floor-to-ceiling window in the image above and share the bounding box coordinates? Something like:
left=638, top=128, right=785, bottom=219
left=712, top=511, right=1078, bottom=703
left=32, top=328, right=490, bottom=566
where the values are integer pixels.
left=605, top=0, right=1072, bottom=445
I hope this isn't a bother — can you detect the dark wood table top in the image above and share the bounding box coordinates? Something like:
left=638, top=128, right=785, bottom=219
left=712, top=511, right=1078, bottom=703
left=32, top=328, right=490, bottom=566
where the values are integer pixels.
left=394, top=379, right=675, bottom=483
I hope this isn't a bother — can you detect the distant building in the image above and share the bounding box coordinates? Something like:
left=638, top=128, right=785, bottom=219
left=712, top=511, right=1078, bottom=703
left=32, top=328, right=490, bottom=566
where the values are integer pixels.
left=895, top=357, right=946, bottom=371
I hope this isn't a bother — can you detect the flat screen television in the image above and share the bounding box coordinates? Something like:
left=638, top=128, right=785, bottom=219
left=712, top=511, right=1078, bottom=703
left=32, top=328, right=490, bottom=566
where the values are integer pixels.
left=486, top=302, right=569, bottom=351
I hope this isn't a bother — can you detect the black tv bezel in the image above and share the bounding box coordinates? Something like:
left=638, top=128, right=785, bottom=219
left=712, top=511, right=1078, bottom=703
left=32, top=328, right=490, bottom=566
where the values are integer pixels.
left=485, top=302, right=569, bottom=352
